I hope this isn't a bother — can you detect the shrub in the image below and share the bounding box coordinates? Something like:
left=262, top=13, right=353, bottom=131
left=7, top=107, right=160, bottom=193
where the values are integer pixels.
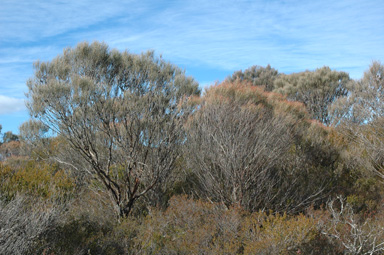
left=0, top=160, right=75, bottom=201
left=0, top=194, right=65, bottom=255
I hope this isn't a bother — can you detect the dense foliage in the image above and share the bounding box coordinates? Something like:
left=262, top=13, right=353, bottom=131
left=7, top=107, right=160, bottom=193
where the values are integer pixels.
left=1, top=42, right=383, bottom=254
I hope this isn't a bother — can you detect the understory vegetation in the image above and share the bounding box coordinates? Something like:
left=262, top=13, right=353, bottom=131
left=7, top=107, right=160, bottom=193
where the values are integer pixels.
left=1, top=42, right=384, bottom=254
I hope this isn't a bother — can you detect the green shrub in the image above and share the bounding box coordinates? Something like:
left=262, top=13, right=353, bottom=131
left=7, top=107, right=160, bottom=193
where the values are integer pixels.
left=0, top=160, right=75, bottom=201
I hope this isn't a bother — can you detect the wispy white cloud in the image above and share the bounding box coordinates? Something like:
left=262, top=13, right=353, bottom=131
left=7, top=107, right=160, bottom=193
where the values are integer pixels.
left=1, top=0, right=383, bottom=98
left=0, top=0, right=142, bottom=42
left=0, top=45, right=72, bottom=99
left=0, top=63, right=32, bottom=97
left=0, top=95, right=26, bottom=115
left=0, top=46, right=62, bottom=63
left=99, top=0, right=384, bottom=78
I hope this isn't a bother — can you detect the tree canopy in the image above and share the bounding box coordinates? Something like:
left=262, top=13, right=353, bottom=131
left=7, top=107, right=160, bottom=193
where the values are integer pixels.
left=330, top=61, right=384, bottom=180
left=26, top=41, right=200, bottom=217
left=273, top=66, right=350, bottom=125
left=227, top=64, right=279, bottom=91
left=330, top=61, right=384, bottom=125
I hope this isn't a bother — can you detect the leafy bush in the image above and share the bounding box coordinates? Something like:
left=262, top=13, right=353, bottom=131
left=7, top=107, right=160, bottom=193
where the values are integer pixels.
left=0, top=160, right=75, bottom=201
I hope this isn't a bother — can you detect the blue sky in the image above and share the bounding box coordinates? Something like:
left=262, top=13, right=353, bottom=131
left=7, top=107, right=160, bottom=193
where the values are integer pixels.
left=1, top=0, right=384, bottom=134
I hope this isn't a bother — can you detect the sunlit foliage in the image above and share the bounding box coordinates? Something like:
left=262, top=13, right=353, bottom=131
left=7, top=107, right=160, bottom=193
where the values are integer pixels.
left=274, top=66, right=350, bottom=125
left=26, top=41, right=200, bottom=218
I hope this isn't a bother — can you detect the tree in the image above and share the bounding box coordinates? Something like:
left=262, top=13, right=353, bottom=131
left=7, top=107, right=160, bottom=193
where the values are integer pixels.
left=19, top=119, right=52, bottom=159
left=0, top=130, right=20, bottom=160
left=185, top=80, right=340, bottom=212
left=330, top=61, right=384, bottom=125
left=26, top=41, right=200, bottom=218
left=2, top=131, right=18, bottom=144
left=330, top=61, right=384, bottom=179
left=274, top=67, right=350, bottom=125
left=227, top=64, right=279, bottom=91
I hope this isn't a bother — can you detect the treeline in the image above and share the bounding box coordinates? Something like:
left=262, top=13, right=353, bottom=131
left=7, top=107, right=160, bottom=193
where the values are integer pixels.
left=0, top=42, right=384, bottom=254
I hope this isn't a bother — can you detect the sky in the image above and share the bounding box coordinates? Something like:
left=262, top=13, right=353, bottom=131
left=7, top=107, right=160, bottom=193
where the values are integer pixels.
left=1, top=0, right=384, bottom=134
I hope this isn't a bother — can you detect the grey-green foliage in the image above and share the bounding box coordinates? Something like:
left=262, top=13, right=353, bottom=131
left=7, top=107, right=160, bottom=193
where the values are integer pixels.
left=227, top=64, right=279, bottom=91
left=330, top=61, right=384, bottom=125
left=330, top=61, right=384, bottom=179
left=19, top=119, right=51, bottom=159
left=2, top=131, right=19, bottom=143
left=19, top=119, right=49, bottom=140
left=274, top=66, right=350, bottom=125
left=26, top=41, right=200, bottom=218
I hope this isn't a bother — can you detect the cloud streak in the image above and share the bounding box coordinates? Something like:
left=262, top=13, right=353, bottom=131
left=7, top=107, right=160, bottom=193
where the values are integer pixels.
left=2, top=0, right=383, bottom=79
left=0, top=0, right=141, bottom=42
left=0, top=95, right=26, bottom=115
left=101, top=0, right=384, bottom=77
